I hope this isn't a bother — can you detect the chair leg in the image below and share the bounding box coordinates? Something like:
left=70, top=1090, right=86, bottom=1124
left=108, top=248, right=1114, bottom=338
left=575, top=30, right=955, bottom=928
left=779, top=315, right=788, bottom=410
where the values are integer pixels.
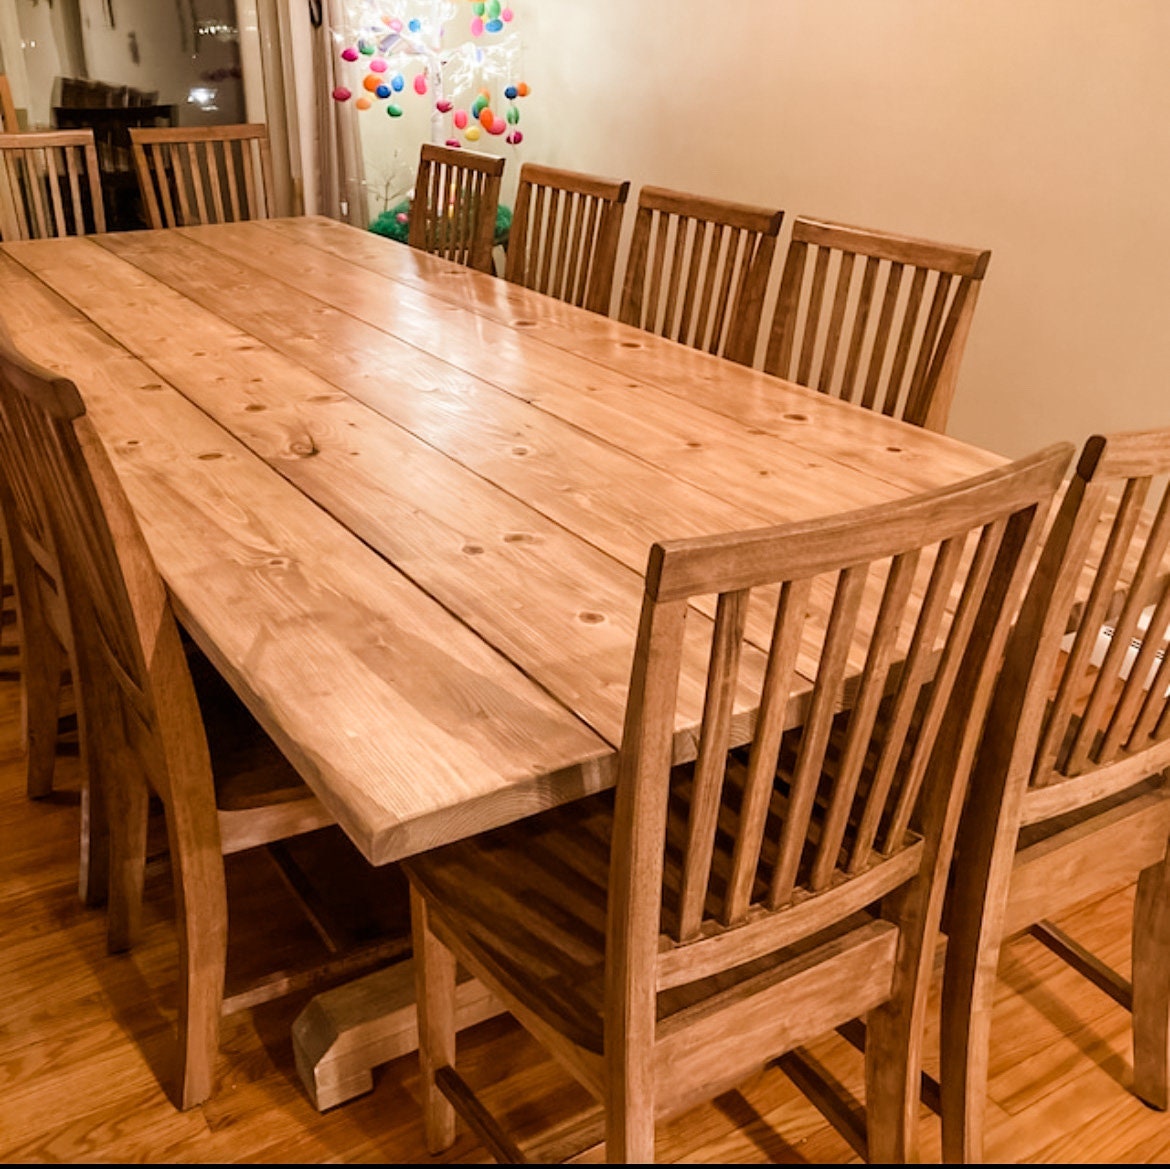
left=411, top=885, right=458, bottom=1154
left=22, top=622, right=64, bottom=800
left=862, top=997, right=915, bottom=1163
left=1132, top=843, right=1170, bottom=1110
left=105, top=752, right=150, bottom=955
left=167, top=796, right=229, bottom=1110
left=76, top=703, right=108, bottom=908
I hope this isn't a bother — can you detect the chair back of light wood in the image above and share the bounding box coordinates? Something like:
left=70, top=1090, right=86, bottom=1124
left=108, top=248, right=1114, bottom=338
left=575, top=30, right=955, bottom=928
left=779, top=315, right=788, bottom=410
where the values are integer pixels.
left=408, top=143, right=505, bottom=273
left=762, top=217, right=991, bottom=432
left=938, top=427, right=1170, bottom=1162
left=0, top=130, right=106, bottom=239
left=618, top=185, right=782, bottom=364
left=616, top=443, right=1068, bottom=992
left=129, top=122, right=276, bottom=229
left=0, top=335, right=89, bottom=821
left=983, top=429, right=1170, bottom=828
left=504, top=162, right=629, bottom=314
left=0, top=76, right=19, bottom=133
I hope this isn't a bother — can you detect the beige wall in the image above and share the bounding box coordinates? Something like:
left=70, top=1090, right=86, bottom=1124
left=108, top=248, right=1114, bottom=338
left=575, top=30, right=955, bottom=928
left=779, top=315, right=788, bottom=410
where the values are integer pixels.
left=508, top=0, right=1170, bottom=459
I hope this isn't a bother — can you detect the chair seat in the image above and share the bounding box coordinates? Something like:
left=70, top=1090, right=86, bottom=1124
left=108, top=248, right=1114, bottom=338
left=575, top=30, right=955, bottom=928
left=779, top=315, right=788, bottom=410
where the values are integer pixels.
left=406, top=762, right=900, bottom=1060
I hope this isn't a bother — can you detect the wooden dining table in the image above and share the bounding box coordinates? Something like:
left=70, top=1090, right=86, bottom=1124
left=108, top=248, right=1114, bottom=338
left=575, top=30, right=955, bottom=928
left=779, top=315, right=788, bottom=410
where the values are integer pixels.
left=0, top=215, right=1008, bottom=1109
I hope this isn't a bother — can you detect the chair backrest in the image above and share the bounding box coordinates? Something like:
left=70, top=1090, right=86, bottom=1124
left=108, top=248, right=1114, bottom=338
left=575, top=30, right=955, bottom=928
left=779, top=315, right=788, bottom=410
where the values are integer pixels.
left=618, top=185, right=783, bottom=365
left=0, top=130, right=106, bottom=240
left=975, top=429, right=1170, bottom=832
left=504, top=161, right=630, bottom=314
left=608, top=443, right=1071, bottom=1014
left=55, top=104, right=176, bottom=180
left=0, top=76, right=19, bottom=133
left=0, top=337, right=207, bottom=824
left=407, top=143, right=505, bottom=273
left=129, top=122, right=277, bottom=229
left=762, top=216, right=991, bottom=432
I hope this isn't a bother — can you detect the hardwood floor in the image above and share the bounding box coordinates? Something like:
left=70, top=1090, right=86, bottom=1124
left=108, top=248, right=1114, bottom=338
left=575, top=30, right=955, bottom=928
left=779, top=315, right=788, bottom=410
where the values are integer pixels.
left=2, top=664, right=1170, bottom=1162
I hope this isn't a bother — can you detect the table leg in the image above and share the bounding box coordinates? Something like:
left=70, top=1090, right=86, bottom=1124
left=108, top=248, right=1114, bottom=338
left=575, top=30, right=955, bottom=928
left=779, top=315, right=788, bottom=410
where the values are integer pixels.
left=291, top=958, right=503, bottom=1110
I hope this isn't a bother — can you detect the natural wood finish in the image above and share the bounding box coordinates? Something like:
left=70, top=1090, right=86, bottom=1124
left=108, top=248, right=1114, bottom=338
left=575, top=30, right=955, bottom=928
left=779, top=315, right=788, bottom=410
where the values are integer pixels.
left=407, top=143, right=505, bottom=273
left=129, top=123, right=276, bottom=229
left=940, top=427, right=1170, bottom=1163
left=0, top=76, right=19, bottom=134
left=0, top=130, right=106, bottom=240
left=291, top=957, right=502, bottom=1110
left=0, top=221, right=1013, bottom=1122
left=618, top=185, right=783, bottom=365
left=504, top=162, right=630, bottom=315
left=0, top=326, right=100, bottom=905
left=404, top=444, right=1071, bottom=1162
left=761, top=217, right=992, bottom=432
left=0, top=334, right=402, bottom=1111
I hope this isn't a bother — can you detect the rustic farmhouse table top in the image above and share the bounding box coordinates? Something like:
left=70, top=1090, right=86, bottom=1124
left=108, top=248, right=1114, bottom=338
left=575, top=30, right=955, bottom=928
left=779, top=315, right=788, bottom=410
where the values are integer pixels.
left=0, top=216, right=1004, bottom=867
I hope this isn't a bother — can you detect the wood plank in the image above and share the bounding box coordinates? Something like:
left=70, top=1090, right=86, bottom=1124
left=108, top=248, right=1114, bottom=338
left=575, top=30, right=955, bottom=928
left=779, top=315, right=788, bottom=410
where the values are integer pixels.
left=2, top=236, right=771, bottom=754
left=250, top=216, right=1005, bottom=488
left=0, top=250, right=612, bottom=866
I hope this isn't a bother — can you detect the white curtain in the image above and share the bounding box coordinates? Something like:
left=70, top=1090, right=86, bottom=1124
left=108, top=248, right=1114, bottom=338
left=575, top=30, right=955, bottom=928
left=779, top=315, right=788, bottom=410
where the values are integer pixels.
left=238, top=0, right=366, bottom=224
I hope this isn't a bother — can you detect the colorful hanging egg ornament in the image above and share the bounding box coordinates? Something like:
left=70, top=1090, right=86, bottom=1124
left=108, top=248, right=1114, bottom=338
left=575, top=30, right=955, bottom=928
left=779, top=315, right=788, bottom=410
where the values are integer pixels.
left=362, top=73, right=381, bottom=93
left=341, top=46, right=359, bottom=62
left=413, top=73, right=428, bottom=95
left=391, top=73, right=405, bottom=92
left=453, top=109, right=468, bottom=129
left=504, top=84, right=517, bottom=100
left=369, top=57, right=387, bottom=72
left=470, top=16, right=484, bottom=36
left=332, top=86, right=351, bottom=102
left=478, top=107, right=494, bottom=131
left=506, top=130, right=522, bottom=145
left=375, top=84, right=391, bottom=98
left=356, top=96, right=372, bottom=110
left=505, top=105, right=519, bottom=124
left=387, top=103, right=403, bottom=117
left=436, top=98, right=453, bottom=113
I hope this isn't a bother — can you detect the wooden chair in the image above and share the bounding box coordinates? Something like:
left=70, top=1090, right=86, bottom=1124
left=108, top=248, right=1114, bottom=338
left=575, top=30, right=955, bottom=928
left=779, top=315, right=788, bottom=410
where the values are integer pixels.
left=54, top=103, right=177, bottom=231
left=0, top=130, right=106, bottom=240
left=939, top=427, right=1170, bottom=1163
left=0, top=76, right=19, bottom=133
left=0, top=382, right=98, bottom=905
left=403, top=442, right=1073, bottom=1162
left=129, top=122, right=276, bottom=229
left=408, top=143, right=505, bottom=274
left=617, top=185, right=783, bottom=365
left=504, top=162, right=630, bottom=315
left=760, top=216, right=991, bottom=432
left=0, top=337, right=407, bottom=1110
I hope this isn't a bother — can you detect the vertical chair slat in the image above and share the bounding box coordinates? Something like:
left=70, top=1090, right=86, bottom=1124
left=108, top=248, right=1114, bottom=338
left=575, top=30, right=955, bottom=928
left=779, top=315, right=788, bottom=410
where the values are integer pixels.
left=186, top=142, right=208, bottom=225
left=1042, top=479, right=1149, bottom=776
left=860, top=261, right=903, bottom=412
left=768, top=565, right=868, bottom=907
left=1124, top=577, right=1170, bottom=748
left=839, top=254, right=880, bottom=408
left=851, top=536, right=965, bottom=866
left=1085, top=487, right=1170, bottom=765
left=811, top=549, right=920, bottom=889
left=797, top=245, right=831, bottom=387
left=883, top=265, right=928, bottom=417
left=884, top=519, right=1007, bottom=851
left=688, top=220, right=719, bottom=352
left=901, top=270, right=954, bottom=418
left=708, top=228, right=742, bottom=357
left=723, top=578, right=813, bottom=924
left=25, top=151, right=50, bottom=239
left=677, top=588, right=750, bottom=939
left=205, top=140, right=225, bottom=224
left=817, top=250, right=855, bottom=398
left=45, top=148, right=68, bottom=238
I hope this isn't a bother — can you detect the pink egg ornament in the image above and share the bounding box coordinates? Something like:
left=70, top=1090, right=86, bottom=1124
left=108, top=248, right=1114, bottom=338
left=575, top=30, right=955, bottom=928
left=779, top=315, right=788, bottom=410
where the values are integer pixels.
left=453, top=109, right=469, bottom=129
left=435, top=99, right=453, bottom=113
left=340, top=46, right=359, bottom=62
left=413, top=73, right=428, bottom=95
left=332, top=86, right=352, bottom=102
